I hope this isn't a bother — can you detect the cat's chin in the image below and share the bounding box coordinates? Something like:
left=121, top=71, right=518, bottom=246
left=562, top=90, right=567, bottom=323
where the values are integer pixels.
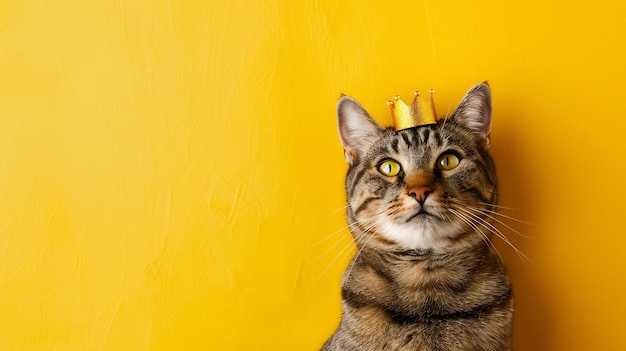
left=380, top=220, right=466, bottom=252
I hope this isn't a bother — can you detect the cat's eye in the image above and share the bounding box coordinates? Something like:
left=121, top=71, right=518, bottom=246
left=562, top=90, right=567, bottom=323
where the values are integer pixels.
left=378, top=160, right=401, bottom=177
left=436, top=153, right=461, bottom=170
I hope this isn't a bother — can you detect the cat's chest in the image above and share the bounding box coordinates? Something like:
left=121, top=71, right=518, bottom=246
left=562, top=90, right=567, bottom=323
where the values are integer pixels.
left=345, top=302, right=511, bottom=351
left=348, top=257, right=467, bottom=308
left=345, top=303, right=467, bottom=351
left=343, top=304, right=430, bottom=350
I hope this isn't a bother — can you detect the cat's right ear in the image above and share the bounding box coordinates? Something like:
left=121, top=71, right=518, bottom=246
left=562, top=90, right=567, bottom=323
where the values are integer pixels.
left=337, top=95, right=384, bottom=165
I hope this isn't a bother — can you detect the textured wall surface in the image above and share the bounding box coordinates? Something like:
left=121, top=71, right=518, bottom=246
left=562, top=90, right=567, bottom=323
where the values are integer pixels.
left=1, top=1, right=626, bottom=350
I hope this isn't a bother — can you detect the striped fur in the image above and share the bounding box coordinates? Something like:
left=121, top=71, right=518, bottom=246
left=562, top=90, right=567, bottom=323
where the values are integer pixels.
left=323, top=83, right=513, bottom=351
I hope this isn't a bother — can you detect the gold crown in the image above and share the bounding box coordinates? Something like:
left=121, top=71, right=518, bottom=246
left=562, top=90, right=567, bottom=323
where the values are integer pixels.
left=387, top=89, right=438, bottom=131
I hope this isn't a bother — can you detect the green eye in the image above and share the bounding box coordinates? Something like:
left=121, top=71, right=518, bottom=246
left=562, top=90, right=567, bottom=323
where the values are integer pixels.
left=378, top=160, right=401, bottom=176
left=437, top=153, right=461, bottom=170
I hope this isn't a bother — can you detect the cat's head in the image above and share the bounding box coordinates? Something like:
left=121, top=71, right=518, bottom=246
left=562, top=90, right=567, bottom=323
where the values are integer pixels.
left=337, top=82, right=496, bottom=253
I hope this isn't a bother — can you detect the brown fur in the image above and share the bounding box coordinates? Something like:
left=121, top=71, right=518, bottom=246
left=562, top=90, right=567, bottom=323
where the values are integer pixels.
left=323, top=83, right=513, bottom=350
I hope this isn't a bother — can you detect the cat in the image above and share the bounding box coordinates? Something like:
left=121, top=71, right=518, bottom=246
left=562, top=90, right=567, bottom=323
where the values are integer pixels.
left=322, top=82, right=513, bottom=351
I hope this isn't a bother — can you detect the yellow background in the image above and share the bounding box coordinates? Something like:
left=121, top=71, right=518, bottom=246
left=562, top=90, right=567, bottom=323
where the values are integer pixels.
left=1, top=1, right=625, bottom=350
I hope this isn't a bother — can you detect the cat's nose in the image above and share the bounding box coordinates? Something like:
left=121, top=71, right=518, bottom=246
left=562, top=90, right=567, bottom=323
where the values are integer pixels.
left=408, top=186, right=433, bottom=203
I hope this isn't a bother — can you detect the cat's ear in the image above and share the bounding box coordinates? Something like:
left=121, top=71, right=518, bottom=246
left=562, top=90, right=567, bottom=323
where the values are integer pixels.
left=337, top=95, right=384, bottom=164
left=449, top=82, right=493, bottom=148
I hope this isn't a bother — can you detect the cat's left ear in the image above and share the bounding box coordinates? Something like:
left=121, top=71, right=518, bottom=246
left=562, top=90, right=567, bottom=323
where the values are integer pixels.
left=449, top=82, right=493, bottom=148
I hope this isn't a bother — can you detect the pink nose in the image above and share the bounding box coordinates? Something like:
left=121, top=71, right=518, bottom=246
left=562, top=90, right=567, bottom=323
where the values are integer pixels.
left=408, top=186, right=433, bottom=203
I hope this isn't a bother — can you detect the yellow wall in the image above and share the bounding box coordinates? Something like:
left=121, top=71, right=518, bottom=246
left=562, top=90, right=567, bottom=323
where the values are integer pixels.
left=1, top=1, right=625, bottom=350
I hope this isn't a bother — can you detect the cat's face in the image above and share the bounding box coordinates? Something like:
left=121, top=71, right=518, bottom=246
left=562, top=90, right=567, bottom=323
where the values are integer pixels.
left=337, top=83, right=496, bottom=253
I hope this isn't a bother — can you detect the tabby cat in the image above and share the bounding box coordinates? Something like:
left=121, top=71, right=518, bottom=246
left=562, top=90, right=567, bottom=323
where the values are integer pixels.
left=322, top=82, right=513, bottom=351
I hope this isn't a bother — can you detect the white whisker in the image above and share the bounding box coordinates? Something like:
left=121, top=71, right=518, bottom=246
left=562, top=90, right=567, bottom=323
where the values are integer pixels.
left=311, top=205, right=389, bottom=249
left=313, top=213, right=385, bottom=286
left=343, top=224, right=378, bottom=285
left=456, top=207, right=532, bottom=263
left=315, top=229, right=352, bottom=258
left=325, top=205, right=349, bottom=219
left=466, top=206, right=532, bottom=239
left=449, top=207, right=502, bottom=260
left=473, top=206, right=535, bottom=226
left=313, top=232, right=359, bottom=286
left=311, top=220, right=360, bottom=250
left=475, top=201, right=520, bottom=211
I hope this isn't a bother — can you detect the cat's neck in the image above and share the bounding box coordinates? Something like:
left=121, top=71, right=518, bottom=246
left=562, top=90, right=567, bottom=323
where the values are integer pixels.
left=342, top=238, right=509, bottom=321
left=343, top=235, right=499, bottom=298
left=361, top=234, right=493, bottom=268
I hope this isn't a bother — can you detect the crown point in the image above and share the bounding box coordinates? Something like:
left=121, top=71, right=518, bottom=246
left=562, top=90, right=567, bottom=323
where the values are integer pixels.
left=388, top=88, right=438, bottom=131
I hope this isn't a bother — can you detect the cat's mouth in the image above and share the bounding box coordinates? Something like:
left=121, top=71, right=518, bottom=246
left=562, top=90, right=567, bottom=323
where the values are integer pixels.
left=406, top=208, right=439, bottom=222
